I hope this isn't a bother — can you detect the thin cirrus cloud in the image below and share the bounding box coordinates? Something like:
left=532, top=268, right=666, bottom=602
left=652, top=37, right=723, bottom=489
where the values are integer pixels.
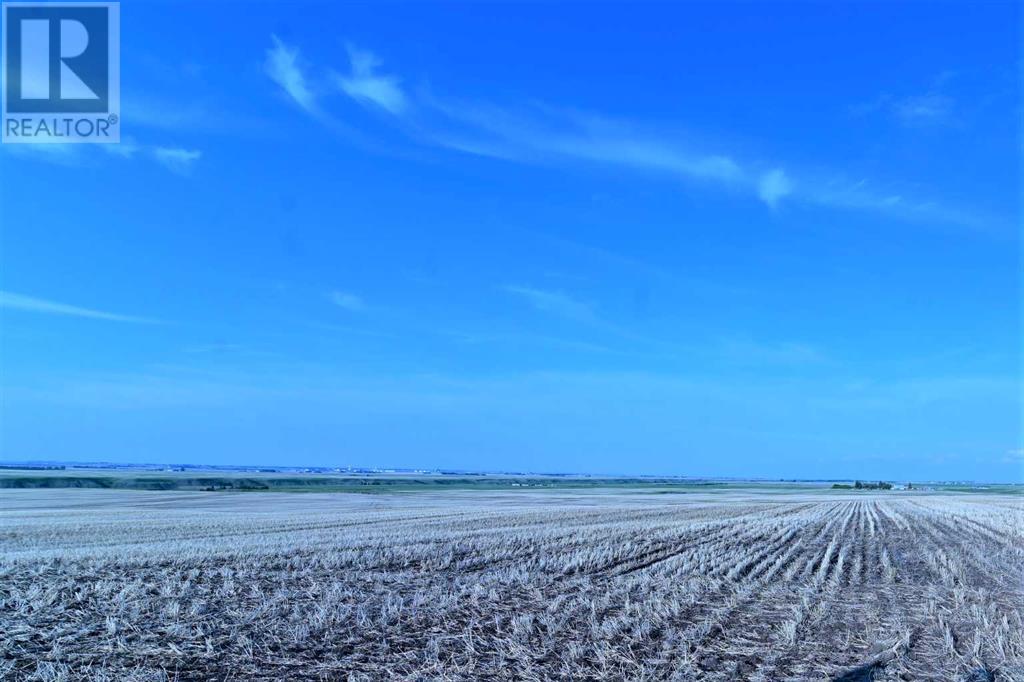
left=6, top=138, right=203, bottom=174
left=113, top=141, right=203, bottom=174
left=152, top=147, right=202, bottom=174
left=501, top=284, right=654, bottom=346
left=716, top=337, right=826, bottom=366
left=3, top=141, right=81, bottom=166
left=125, top=97, right=213, bottom=132
left=856, top=92, right=955, bottom=126
left=264, top=37, right=994, bottom=230
left=121, top=94, right=271, bottom=137
left=892, top=93, right=954, bottom=125
left=330, top=290, right=366, bottom=312
left=331, top=44, right=408, bottom=115
left=264, top=36, right=369, bottom=142
left=265, top=35, right=319, bottom=115
left=503, top=283, right=832, bottom=363
left=424, top=99, right=756, bottom=193
left=0, top=291, right=159, bottom=323
left=853, top=83, right=956, bottom=128
left=503, top=285, right=597, bottom=325
left=265, top=38, right=779, bottom=204
left=757, top=168, right=794, bottom=209
left=1004, top=448, right=1024, bottom=463
left=3, top=74, right=203, bottom=173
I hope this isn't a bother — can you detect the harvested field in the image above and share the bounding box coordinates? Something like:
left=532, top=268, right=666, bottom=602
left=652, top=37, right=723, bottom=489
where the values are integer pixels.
left=1, top=489, right=1022, bottom=680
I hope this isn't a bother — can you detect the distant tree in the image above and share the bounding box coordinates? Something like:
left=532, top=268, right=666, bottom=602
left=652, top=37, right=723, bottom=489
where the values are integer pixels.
left=854, top=480, right=863, bottom=489
left=907, top=482, right=913, bottom=490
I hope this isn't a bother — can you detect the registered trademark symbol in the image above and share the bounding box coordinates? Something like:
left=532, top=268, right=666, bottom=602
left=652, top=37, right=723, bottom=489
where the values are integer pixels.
left=108, top=114, right=118, bottom=125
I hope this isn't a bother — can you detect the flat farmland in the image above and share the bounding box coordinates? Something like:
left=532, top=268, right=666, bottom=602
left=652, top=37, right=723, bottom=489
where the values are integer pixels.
left=1, top=489, right=1021, bottom=681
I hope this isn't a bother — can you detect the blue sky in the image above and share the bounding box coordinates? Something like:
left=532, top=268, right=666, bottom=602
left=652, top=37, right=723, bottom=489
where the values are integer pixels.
left=1, top=1, right=1020, bottom=481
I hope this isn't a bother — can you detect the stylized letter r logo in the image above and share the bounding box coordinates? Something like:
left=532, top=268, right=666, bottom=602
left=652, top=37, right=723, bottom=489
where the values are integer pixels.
left=2, top=2, right=120, bottom=143
left=20, top=18, right=99, bottom=100
left=4, top=4, right=111, bottom=114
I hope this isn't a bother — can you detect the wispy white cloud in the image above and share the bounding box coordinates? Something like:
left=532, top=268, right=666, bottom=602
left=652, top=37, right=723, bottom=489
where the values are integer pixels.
left=263, top=41, right=771, bottom=203
left=855, top=92, right=955, bottom=127
left=423, top=100, right=748, bottom=190
left=804, top=177, right=991, bottom=230
left=853, top=73, right=957, bottom=128
left=452, top=330, right=615, bottom=355
left=110, top=140, right=203, bottom=173
left=330, top=290, right=366, bottom=312
left=1003, top=448, right=1024, bottom=464
left=183, top=343, right=247, bottom=354
left=0, top=291, right=158, bottom=323
left=5, top=137, right=202, bottom=174
left=431, top=102, right=994, bottom=227
left=502, top=284, right=808, bottom=355
left=892, top=93, right=954, bottom=125
left=815, top=375, right=1016, bottom=411
left=152, top=147, right=202, bottom=174
left=265, top=35, right=318, bottom=114
left=2, top=142, right=83, bottom=165
left=758, top=168, right=793, bottom=209
left=503, top=285, right=596, bottom=324
left=124, top=97, right=210, bottom=132
left=333, top=45, right=407, bottom=115
left=122, top=96, right=268, bottom=137
left=717, top=337, right=826, bottom=366
left=426, top=102, right=986, bottom=223
left=102, top=136, right=141, bottom=159
left=263, top=36, right=369, bottom=142
left=262, top=41, right=997, bottom=229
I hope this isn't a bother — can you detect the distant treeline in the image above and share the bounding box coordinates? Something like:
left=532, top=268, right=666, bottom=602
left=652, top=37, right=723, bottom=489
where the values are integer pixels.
left=0, top=465, right=66, bottom=471
left=0, top=476, right=273, bottom=490
left=832, top=481, right=898, bottom=490
left=0, top=474, right=725, bottom=492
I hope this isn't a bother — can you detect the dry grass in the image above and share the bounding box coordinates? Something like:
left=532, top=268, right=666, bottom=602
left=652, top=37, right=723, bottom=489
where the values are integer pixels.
left=1, top=489, right=1022, bottom=680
